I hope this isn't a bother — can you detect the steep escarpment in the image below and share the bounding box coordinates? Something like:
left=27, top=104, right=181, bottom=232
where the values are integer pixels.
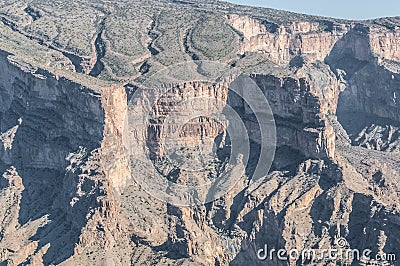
left=0, top=0, right=399, bottom=265
left=100, top=85, right=130, bottom=192
left=325, top=24, right=400, bottom=152
left=0, top=51, right=130, bottom=265
left=370, top=26, right=400, bottom=62
left=227, top=14, right=349, bottom=65
left=251, top=72, right=336, bottom=160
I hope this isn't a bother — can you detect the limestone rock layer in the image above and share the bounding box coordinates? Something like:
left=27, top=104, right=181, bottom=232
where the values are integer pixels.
left=0, top=0, right=399, bottom=265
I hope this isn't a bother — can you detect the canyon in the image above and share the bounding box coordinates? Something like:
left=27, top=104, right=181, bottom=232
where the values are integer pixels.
left=0, top=0, right=399, bottom=265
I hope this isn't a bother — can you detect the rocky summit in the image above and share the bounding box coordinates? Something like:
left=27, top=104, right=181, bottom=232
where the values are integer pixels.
left=0, top=0, right=399, bottom=265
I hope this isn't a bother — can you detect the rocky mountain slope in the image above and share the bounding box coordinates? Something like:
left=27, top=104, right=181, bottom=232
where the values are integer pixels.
left=0, top=0, right=399, bottom=265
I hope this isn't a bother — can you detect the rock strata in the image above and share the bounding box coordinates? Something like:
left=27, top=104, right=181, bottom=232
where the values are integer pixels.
left=0, top=0, right=399, bottom=265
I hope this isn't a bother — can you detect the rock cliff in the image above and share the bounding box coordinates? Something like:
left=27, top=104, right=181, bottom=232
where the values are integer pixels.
left=0, top=0, right=399, bottom=265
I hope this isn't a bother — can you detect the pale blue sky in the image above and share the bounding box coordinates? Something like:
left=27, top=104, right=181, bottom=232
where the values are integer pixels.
left=225, top=0, right=400, bottom=20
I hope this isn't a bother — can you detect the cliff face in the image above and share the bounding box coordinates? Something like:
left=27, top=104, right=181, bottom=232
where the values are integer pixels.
left=227, top=14, right=349, bottom=65
left=0, top=0, right=399, bottom=265
left=0, top=51, right=130, bottom=265
left=100, top=85, right=130, bottom=192
left=370, top=27, right=400, bottom=62
left=251, top=73, right=336, bottom=160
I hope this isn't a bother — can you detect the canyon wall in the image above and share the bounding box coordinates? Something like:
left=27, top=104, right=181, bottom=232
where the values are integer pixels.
left=227, top=14, right=349, bottom=65
left=0, top=1, right=399, bottom=265
left=0, top=50, right=130, bottom=265
left=251, top=73, right=336, bottom=160
left=370, top=27, right=400, bottom=62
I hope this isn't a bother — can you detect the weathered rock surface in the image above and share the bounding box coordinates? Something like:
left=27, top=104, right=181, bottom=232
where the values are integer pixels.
left=0, top=0, right=399, bottom=265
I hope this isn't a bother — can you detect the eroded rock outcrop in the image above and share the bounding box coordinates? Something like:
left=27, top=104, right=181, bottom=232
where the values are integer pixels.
left=0, top=0, right=399, bottom=265
left=0, top=50, right=131, bottom=265
left=227, top=14, right=349, bottom=65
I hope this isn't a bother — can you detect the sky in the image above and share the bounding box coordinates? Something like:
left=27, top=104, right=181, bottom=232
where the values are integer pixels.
left=225, top=0, right=400, bottom=20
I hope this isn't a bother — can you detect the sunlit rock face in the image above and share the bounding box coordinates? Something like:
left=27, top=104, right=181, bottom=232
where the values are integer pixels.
left=0, top=0, right=399, bottom=265
left=227, top=14, right=350, bottom=65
